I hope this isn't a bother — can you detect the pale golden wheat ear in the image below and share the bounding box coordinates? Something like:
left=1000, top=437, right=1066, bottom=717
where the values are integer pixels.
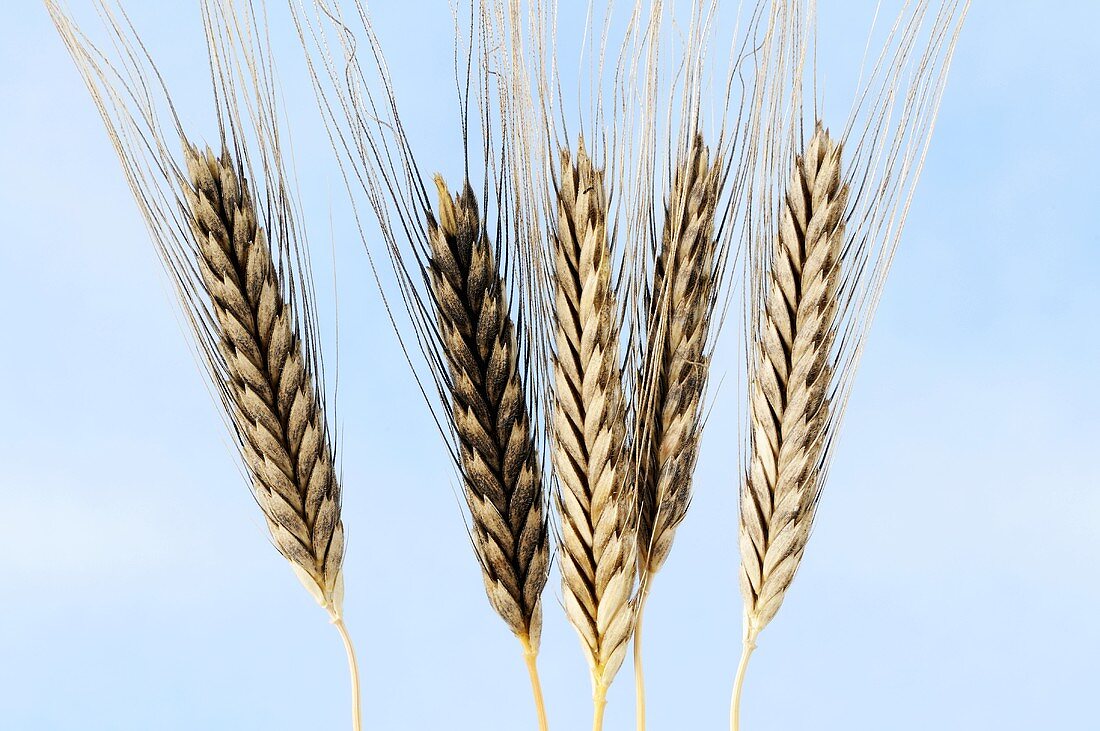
left=551, top=142, right=635, bottom=730
left=737, top=122, right=846, bottom=673
left=730, top=2, right=969, bottom=728
left=47, top=2, right=362, bottom=729
left=426, top=175, right=551, bottom=656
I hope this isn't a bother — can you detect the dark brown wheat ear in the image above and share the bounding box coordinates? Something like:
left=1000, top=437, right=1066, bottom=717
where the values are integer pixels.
left=293, top=3, right=557, bottom=725
left=551, top=142, right=635, bottom=729
left=426, top=175, right=551, bottom=664
left=630, top=133, right=722, bottom=728
left=636, top=134, right=721, bottom=587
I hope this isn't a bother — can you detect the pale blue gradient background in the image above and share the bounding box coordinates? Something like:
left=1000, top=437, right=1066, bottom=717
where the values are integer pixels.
left=2, top=2, right=1098, bottom=730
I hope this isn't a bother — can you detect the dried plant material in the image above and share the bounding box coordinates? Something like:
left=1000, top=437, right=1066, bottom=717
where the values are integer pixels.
left=45, top=1, right=362, bottom=728
left=731, top=1, right=969, bottom=726
left=295, top=3, right=557, bottom=726
left=181, top=143, right=346, bottom=617
left=628, top=134, right=722, bottom=731
left=427, top=176, right=551, bottom=648
left=740, top=123, right=846, bottom=644
left=551, top=143, right=634, bottom=727
left=635, top=134, right=721, bottom=581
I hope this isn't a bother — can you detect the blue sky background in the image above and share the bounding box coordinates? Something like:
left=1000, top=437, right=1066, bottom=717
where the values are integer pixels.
left=1, top=2, right=1098, bottom=730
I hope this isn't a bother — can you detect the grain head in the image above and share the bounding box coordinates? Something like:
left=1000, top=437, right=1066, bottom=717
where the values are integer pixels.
left=426, top=175, right=551, bottom=649
left=551, top=142, right=635, bottom=695
left=636, top=134, right=722, bottom=583
left=45, top=6, right=362, bottom=726
left=181, top=142, right=346, bottom=618
left=738, top=124, right=847, bottom=639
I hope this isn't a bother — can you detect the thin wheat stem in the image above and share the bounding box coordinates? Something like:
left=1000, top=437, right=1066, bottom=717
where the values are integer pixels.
left=522, top=637, right=550, bottom=731
left=333, top=618, right=362, bottom=731
left=633, top=585, right=651, bottom=731
left=593, top=682, right=609, bottom=731
left=729, top=630, right=758, bottom=731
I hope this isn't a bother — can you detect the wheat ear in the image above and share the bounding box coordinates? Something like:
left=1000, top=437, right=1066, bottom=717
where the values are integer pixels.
left=731, top=124, right=848, bottom=730
left=636, top=134, right=721, bottom=578
left=551, top=143, right=635, bottom=730
left=632, top=134, right=721, bottom=729
left=180, top=142, right=360, bottom=729
left=181, top=142, right=346, bottom=615
left=426, top=175, right=552, bottom=728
